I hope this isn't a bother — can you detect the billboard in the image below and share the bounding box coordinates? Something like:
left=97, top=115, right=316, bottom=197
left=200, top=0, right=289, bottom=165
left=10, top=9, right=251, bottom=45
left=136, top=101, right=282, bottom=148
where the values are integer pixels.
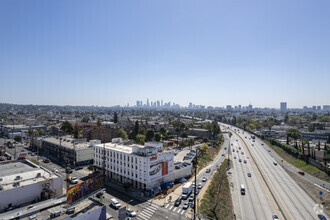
left=66, top=175, right=104, bottom=204
left=148, top=153, right=173, bottom=182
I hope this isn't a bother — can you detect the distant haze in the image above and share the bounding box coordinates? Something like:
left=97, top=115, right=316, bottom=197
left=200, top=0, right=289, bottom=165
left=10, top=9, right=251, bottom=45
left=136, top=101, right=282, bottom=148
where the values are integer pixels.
left=1, top=1, right=330, bottom=108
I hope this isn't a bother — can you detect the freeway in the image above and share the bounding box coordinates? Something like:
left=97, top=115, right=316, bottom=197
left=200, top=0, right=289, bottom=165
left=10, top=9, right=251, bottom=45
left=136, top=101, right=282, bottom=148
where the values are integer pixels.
left=227, top=125, right=328, bottom=220
left=229, top=131, right=280, bottom=220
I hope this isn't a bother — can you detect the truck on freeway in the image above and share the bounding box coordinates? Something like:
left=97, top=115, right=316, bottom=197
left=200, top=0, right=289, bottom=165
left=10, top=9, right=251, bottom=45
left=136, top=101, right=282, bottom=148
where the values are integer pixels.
left=181, top=182, right=193, bottom=200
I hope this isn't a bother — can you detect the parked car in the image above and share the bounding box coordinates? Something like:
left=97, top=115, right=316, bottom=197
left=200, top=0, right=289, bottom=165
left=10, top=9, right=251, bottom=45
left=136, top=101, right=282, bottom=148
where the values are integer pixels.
left=71, top=179, right=78, bottom=184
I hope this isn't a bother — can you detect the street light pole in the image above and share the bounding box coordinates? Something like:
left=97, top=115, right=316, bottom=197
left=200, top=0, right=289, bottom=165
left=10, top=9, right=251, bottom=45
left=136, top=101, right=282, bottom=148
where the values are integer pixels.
left=193, top=148, right=199, bottom=220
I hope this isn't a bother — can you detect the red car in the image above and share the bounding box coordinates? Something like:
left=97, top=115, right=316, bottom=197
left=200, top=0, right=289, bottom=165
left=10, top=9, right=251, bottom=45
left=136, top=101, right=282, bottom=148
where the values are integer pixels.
left=244, top=160, right=247, bottom=164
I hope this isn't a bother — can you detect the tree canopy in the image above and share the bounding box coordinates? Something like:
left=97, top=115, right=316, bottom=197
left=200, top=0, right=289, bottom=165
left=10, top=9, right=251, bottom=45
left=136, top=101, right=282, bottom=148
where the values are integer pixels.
left=118, top=128, right=128, bottom=139
left=61, top=120, right=74, bottom=135
left=136, top=134, right=145, bottom=145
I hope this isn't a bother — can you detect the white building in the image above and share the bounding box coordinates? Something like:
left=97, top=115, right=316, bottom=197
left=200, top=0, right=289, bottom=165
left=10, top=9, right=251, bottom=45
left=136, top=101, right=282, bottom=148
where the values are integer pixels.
left=94, top=140, right=174, bottom=191
left=0, top=160, right=63, bottom=212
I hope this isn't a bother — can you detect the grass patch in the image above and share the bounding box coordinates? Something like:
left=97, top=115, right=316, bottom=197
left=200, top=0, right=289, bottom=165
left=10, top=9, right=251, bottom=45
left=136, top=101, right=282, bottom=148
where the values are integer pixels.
left=199, top=159, right=233, bottom=220
left=265, top=140, right=330, bottom=182
left=30, top=158, right=40, bottom=165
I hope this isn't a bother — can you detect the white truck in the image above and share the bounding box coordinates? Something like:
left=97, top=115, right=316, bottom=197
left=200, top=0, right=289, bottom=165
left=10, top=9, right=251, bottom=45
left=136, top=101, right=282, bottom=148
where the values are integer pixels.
left=110, top=198, right=121, bottom=209
left=181, top=182, right=193, bottom=200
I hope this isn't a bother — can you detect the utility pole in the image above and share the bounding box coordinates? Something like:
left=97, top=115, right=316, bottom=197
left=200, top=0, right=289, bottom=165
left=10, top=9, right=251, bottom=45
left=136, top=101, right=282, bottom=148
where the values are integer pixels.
left=193, top=148, right=199, bottom=220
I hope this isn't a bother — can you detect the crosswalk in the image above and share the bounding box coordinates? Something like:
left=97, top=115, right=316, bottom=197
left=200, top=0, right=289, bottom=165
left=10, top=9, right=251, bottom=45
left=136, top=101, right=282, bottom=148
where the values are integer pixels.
left=164, top=204, right=186, bottom=215
left=137, top=204, right=158, bottom=220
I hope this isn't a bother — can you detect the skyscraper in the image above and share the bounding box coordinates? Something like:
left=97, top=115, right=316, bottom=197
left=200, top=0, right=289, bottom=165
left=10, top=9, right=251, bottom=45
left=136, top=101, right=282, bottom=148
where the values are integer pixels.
left=280, top=102, right=287, bottom=112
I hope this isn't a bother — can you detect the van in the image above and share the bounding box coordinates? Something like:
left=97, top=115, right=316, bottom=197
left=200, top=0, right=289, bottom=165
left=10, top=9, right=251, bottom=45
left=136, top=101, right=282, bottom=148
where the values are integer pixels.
left=110, top=198, right=121, bottom=209
left=240, top=184, right=245, bottom=195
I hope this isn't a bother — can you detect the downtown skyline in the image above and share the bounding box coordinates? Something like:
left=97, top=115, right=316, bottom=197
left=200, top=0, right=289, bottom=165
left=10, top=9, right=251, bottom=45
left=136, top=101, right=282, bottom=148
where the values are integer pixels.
left=1, top=1, right=330, bottom=108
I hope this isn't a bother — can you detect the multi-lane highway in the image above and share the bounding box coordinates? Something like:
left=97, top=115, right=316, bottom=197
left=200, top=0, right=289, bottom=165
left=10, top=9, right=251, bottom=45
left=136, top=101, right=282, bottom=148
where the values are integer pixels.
left=224, top=124, right=328, bottom=220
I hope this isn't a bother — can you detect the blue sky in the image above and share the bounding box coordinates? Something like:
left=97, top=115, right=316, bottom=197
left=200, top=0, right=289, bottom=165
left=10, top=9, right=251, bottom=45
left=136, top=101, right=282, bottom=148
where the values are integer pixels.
left=1, top=0, right=329, bottom=108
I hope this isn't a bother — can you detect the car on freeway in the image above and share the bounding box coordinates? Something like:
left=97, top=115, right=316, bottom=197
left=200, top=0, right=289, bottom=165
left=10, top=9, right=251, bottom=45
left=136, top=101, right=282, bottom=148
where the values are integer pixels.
left=234, top=156, right=236, bottom=159
left=239, top=159, right=242, bottom=162
left=202, top=176, right=207, bottom=182
left=298, top=171, right=305, bottom=175
left=126, top=208, right=136, bottom=217
left=261, top=143, right=264, bottom=145
left=195, top=189, right=199, bottom=195
left=222, top=153, right=225, bottom=156
left=273, top=161, right=278, bottom=166
left=241, top=152, right=244, bottom=155
left=272, top=214, right=279, bottom=220
left=174, top=198, right=182, bottom=206
left=198, top=183, right=203, bottom=189
left=252, top=144, right=254, bottom=146
left=247, top=173, right=251, bottom=177
left=268, top=149, right=271, bottom=152
left=206, top=168, right=211, bottom=173
left=233, top=149, right=235, bottom=152
left=318, top=214, right=327, bottom=220
left=183, top=201, right=190, bottom=210
left=31, top=152, right=35, bottom=156
left=239, top=147, right=241, bottom=150
left=244, top=160, right=247, bottom=164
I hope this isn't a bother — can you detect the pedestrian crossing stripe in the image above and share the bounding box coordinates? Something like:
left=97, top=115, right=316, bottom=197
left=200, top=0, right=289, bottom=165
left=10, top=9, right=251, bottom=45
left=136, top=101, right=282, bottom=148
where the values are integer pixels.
left=181, top=210, right=185, bottom=215
left=177, top=208, right=181, bottom=213
left=165, top=204, right=169, bottom=208
left=138, top=213, right=150, bottom=219
left=169, top=205, right=173, bottom=210
left=173, top=207, right=177, bottom=212
left=142, top=209, right=154, bottom=216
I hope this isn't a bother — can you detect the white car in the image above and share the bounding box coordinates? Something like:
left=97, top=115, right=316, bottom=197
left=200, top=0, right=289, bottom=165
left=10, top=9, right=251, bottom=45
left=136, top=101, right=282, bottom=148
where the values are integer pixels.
left=71, top=179, right=78, bottom=184
left=71, top=177, right=77, bottom=180
left=202, top=176, right=207, bottom=182
left=53, top=169, right=58, bottom=173
left=126, top=208, right=136, bottom=217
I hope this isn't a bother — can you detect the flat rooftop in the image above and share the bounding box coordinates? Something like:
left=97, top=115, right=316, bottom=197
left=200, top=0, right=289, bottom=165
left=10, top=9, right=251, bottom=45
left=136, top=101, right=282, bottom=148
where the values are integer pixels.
left=42, top=137, right=91, bottom=150
left=0, top=160, right=59, bottom=191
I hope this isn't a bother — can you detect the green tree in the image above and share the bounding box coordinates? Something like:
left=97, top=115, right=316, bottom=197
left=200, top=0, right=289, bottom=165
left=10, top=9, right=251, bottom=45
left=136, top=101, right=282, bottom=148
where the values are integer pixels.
left=200, top=143, right=209, bottom=157
left=60, top=120, right=74, bottom=135
left=118, top=128, right=128, bottom=139
left=136, top=134, right=145, bottom=145
left=14, top=135, right=22, bottom=142
left=286, top=128, right=301, bottom=144
left=134, top=121, right=139, bottom=137
left=38, top=129, right=45, bottom=136
left=308, top=124, right=315, bottom=132
left=81, top=116, right=89, bottom=123
left=181, top=131, right=188, bottom=140
left=211, top=120, right=220, bottom=139
left=73, top=123, right=81, bottom=139
left=113, top=112, right=118, bottom=123
left=146, top=129, right=155, bottom=141
left=284, top=114, right=289, bottom=123
left=160, top=127, right=167, bottom=137
left=154, top=133, right=161, bottom=142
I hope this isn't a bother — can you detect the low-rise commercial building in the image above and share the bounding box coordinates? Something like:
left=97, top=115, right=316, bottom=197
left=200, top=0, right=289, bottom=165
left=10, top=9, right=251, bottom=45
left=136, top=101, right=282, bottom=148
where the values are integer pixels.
left=94, top=139, right=175, bottom=191
left=0, top=160, right=63, bottom=212
left=36, top=137, right=97, bottom=166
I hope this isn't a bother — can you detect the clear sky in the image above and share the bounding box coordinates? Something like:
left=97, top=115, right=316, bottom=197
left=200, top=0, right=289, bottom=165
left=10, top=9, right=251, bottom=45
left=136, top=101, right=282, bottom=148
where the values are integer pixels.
left=1, top=0, right=329, bottom=108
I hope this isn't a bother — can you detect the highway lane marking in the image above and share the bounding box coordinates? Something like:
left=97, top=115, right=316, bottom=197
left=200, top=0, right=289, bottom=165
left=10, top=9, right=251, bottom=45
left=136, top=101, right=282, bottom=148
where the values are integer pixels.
left=315, top=184, right=330, bottom=192
left=177, top=208, right=181, bottom=213
left=235, top=131, right=288, bottom=220
left=238, top=132, right=291, bottom=220
left=165, top=204, right=169, bottom=208
left=168, top=205, right=173, bottom=210
left=173, top=207, right=177, bottom=212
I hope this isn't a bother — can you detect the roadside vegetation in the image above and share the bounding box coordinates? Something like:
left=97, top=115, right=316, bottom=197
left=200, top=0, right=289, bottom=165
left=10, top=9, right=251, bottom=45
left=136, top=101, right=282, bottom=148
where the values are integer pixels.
left=199, top=159, right=233, bottom=220
left=197, top=134, right=224, bottom=171
left=265, top=140, right=330, bottom=182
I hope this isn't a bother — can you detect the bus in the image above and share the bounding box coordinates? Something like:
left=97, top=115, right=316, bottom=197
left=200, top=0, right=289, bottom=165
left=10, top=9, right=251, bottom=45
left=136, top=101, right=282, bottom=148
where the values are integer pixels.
left=240, top=184, right=245, bottom=195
